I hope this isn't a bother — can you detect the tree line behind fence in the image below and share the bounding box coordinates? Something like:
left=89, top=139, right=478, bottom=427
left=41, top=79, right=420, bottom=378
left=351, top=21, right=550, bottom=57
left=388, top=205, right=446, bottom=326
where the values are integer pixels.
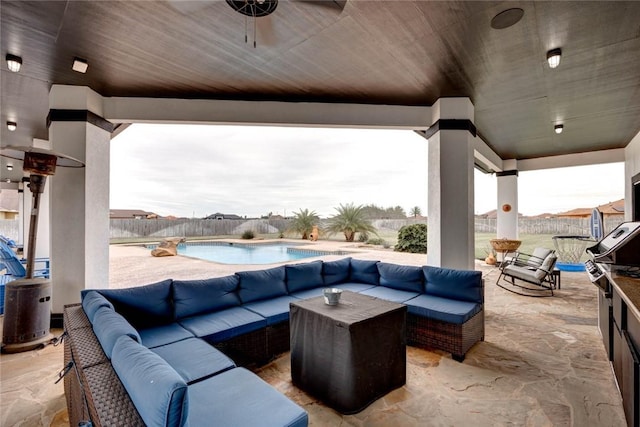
left=0, top=217, right=626, bottom=241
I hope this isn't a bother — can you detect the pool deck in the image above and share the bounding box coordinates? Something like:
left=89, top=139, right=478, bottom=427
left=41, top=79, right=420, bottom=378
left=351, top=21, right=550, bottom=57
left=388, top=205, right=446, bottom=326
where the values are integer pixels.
left=1, top=239, right=628, bottom=426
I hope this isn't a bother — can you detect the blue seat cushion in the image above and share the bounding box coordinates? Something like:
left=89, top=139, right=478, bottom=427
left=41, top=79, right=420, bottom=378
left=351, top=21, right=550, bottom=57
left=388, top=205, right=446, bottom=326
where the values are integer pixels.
left=405, top=294, right=482, bottom=325
left=172, top=275, right=240, bottom=320
left=94, top=279, right=174, bottom=329
left=285, top=261, right=323, bottom=293
left=243, top=295, right=298, bottom=325
left=178, top=306, right=267, bottom=343
left=322, top=257, right=351, bottom=286
left=236, top=266, right=287, bottom=304
left=138, top=323, right=194, bottom=349
left=111, top=336, right=189, bottom=427
left=290, top=287, right=324, bottom=300
left=188, top=367, right=308, bottom=427
left=359, top=286, right=419, bottom=303
left=377, top=262, right=424, bottom=293
left=151, top=338, right=235, bottom=384
left=423, top=266, right=483, bottom=303
left=331, top=282, right=377, bottom=293
left=81, top=291, right=114, bottom=323
left=349, top=259, right=380, bottom=285
left=92, top=306, right=141, bottom=359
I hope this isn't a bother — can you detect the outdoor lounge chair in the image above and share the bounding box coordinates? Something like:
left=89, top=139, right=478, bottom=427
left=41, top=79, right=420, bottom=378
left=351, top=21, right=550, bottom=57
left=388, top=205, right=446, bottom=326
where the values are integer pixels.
left=496, top=248, right=558, bottom=297
left=0, top=241, right=49, bottom=285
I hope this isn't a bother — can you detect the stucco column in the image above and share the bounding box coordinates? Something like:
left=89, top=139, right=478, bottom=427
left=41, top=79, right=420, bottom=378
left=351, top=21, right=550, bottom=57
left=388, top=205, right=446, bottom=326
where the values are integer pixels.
left=426, top=98, right=476, bottom=270
left=48, top=86, right=113, bottom=318
left=496, top=161, right=518, bottom=240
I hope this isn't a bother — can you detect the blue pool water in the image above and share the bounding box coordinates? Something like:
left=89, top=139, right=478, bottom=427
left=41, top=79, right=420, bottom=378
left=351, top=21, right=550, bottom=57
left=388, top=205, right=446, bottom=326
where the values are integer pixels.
left=161, top=242, right=347, bottom=265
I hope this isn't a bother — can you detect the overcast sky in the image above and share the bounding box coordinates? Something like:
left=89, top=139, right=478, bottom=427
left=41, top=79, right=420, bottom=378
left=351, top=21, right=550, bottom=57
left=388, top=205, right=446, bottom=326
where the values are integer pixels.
left=110, top=124, right=624, bottom=218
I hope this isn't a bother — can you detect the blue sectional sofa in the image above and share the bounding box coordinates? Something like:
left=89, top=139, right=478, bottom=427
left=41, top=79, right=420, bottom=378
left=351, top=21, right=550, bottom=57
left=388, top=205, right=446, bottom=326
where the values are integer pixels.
left=63, top=257, right=484, bottom=426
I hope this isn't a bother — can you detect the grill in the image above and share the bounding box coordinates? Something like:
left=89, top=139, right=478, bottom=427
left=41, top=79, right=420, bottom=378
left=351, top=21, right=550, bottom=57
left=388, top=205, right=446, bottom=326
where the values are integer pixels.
left=585, top=222, right=640, bottom=291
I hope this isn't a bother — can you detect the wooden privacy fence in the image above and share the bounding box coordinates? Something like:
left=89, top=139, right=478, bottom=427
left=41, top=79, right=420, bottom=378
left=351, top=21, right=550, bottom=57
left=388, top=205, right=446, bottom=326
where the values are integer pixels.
left=475, top=217, right=625, bottom=236
left=0, top=216, right=629, bottom=241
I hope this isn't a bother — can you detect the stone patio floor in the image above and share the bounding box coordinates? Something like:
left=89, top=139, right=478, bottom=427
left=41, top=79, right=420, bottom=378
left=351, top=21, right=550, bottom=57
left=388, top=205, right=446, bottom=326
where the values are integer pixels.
left=0, top=240, right=628, bottom=426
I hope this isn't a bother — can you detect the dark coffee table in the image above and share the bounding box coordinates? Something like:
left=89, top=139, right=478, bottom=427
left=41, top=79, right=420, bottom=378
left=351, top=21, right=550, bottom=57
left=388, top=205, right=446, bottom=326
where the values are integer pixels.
left=290, top=291, right=406, bottom=414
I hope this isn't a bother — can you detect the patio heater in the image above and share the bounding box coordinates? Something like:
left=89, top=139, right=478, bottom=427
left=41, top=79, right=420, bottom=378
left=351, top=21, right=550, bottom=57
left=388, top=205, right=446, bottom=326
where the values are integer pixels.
left=1, top=146, right=84, bottom=353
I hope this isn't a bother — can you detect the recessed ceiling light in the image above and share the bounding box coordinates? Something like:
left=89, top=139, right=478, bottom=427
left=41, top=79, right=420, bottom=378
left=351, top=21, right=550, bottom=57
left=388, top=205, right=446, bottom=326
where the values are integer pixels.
left=554, top=124, right=564, bottom=134
left=547, top=48, right=562, bottom=69
left=72, top=57, right=88, bottom=73
left=491, top=8, right=524, bottom=30
left=6, top=54, right=22, bottom=72
left=6, top=121, right=17, bottom=131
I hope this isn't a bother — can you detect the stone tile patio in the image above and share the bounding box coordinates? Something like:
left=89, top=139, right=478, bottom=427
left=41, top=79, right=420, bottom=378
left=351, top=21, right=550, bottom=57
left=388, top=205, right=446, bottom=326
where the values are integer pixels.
left=0, top=241, right=628, bottom=426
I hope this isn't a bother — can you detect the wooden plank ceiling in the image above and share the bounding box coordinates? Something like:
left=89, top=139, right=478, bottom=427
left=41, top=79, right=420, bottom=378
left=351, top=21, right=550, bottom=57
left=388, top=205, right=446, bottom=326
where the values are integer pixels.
left=1, top=0, right=640, bottom=175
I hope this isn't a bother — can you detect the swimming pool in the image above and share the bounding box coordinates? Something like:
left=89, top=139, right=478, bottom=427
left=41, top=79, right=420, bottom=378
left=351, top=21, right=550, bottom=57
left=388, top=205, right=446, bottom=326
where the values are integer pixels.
left=152, top=241, right=350, bottom=265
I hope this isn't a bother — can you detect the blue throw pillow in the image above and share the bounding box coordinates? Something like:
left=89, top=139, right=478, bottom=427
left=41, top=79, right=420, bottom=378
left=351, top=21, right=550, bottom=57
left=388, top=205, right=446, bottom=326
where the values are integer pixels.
left=423, top=266, right=483, bottom=303
left=286, top=261, right=323, bottom=293
left=173, top=276, right=240, bottom=319
left=377, top=262, right=424, bottom=293
left=112, top=336, right=189, bottom=427
left=236, top=266, right=287, bottom=303
left=92, top=306, right=141, bottom=359
left=322, top=257, right=351, bottom=286
left=97, top=279, right=174, bottom=329
left=82, top=291, right=115, bottom=323
left=349, top=259, right=380, bottom=285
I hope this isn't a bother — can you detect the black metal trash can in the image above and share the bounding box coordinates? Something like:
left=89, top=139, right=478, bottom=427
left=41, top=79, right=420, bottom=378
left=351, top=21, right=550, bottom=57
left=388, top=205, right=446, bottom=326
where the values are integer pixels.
left=2, top=277, right=53, bottom=353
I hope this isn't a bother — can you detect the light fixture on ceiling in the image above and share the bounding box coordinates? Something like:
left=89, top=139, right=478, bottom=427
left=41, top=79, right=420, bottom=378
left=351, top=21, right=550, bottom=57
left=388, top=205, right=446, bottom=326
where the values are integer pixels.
left=547, top=48, right=562, bottom=69
left=6, top=54, right=22, bottom=72
left=72, top=57, right=88, bottom=73
left=7, top=121, right=17, bottom=131
left=554, top=124, right=564, bottom=134
left=6, top=164, right=13, bottom=171
left=490, top=8, right=524, bottom=30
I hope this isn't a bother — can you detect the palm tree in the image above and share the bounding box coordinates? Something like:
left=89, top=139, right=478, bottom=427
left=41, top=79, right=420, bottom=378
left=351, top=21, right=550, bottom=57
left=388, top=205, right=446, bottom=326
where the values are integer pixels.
left=410, top=206, right=422, bottom=218
left=288, top=208, right=319, bottom=240
left=326, top=203, right=378, bottom=242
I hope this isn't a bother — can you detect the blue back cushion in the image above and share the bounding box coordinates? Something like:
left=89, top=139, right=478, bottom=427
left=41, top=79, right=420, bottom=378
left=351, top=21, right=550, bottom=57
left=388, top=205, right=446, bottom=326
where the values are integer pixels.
left=377, top=262, right=424, bottom=292
left=286, top=261, right=323, bottom=293
left=173, top=276, right=240, bottom=319
left=112, top=336, right=189, bottom=427
left=423, top=266, right=483, bottom=303
left=236, top=266, right=287, bottom=303
left=92, top=306, right=141, bottom=359
left=322, top=257, right=351, bottom=286
left=97, top=279, right=174, bottom=329
left=82, top=291, right=115, bottom=323
left=349, top=259, right=380, bottom=285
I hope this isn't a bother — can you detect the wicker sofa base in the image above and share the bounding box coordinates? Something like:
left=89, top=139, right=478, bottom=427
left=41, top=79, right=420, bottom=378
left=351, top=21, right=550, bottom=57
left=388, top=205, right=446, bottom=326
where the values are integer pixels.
left=406, top=309, right=484, bottom=362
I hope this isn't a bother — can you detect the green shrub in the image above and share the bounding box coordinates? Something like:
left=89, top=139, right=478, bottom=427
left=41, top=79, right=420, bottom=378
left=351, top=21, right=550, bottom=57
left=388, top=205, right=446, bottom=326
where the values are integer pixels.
left=367, top=237, right=387, bottom=246
left=241, top=230, right=255, bottom=240
left=358, top=233, right=369, bottom=242
left=394, top=224, right=427, bottom=253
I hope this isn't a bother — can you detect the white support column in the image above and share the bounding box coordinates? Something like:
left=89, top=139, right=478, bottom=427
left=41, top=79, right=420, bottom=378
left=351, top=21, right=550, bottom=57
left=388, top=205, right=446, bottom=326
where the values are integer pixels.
left=48, top=86, right=112, bottom=315
left=496, top=159, right=518, bottom=240
left=426, top=98, right=476, bottom=270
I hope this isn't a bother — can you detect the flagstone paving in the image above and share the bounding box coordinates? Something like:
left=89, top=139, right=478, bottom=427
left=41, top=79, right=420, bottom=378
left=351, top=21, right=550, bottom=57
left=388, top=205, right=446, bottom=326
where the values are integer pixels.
left=0, top=241, right=627, bottom=426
